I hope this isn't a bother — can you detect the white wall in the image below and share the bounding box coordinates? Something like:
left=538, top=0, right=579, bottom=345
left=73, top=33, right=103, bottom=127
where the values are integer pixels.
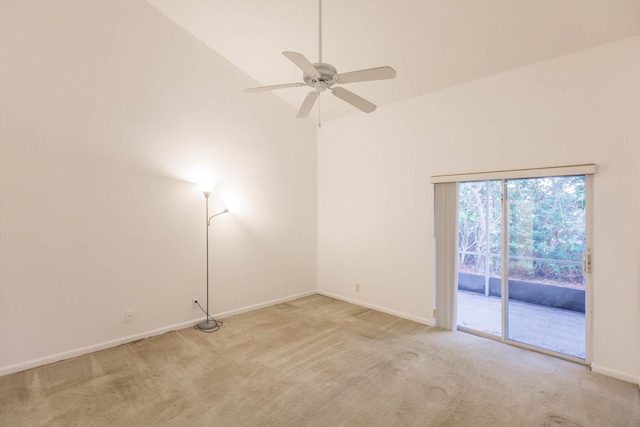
left=318, top=37, right=640, bottom=384
left=0, top=0, right=317, bottom=374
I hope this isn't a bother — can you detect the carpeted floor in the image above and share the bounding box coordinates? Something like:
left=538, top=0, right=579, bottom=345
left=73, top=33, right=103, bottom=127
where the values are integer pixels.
left=1, top=295, right=639, bottom=426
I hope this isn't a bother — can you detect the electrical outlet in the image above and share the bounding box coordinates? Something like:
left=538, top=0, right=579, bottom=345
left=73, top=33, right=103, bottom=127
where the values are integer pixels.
left=125, top=310, right=134, bottom=323
left=355, top=284, right=360, bottom=292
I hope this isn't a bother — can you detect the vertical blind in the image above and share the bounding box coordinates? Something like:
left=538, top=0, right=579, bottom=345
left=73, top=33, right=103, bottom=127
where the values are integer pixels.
left=434, top=182, right=457, bottom=330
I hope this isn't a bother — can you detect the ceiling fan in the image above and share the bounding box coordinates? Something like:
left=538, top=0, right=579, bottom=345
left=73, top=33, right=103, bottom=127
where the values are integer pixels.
left=244, top=0, right=396, bottom=122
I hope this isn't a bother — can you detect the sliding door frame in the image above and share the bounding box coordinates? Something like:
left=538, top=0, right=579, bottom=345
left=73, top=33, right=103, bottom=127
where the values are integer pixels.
left=433, top=165, right=595, bottom=365
left=501, top=180, right=509, bottom=349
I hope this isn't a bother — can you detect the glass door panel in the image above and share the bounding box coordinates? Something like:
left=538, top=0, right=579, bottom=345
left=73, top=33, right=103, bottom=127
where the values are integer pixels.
left=457, top=180, right=502, bottom=336
left=505, top=176, right=586, bottom=359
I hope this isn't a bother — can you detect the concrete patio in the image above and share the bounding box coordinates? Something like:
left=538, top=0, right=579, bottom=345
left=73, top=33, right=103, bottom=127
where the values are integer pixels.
left=457, top=290, right=586, bottom=359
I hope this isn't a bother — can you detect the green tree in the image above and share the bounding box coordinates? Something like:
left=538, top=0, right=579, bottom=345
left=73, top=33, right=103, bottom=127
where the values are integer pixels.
left=458, top=176, right=585, bottom=285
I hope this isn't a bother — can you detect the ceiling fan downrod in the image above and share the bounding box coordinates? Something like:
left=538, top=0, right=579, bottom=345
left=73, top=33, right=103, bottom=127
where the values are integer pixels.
left=319, top=0, right=322, bottom=63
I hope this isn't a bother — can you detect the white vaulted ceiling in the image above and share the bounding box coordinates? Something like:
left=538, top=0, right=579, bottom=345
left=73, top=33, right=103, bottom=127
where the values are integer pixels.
left=146, top=0, right=640, bottom=122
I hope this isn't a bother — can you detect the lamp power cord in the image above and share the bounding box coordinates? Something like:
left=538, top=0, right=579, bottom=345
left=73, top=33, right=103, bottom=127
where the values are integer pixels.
left=194, top=301, right=223, bottom=333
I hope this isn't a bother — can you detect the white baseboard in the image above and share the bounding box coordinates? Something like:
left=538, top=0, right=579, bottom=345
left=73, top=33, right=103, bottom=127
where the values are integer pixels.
left=213, top=290, right=317, bottom=318
left=591, top=363, right=640, bottom=386
left=0, top=318, right=198, bottom=377
left=13, top=288, right=638, bottom=388
left=0, top=290, right=317, bottom=377
left=317, top=290, right=435, bottom=327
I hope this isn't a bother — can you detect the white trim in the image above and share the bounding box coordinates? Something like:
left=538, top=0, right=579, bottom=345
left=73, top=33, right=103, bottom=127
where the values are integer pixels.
left=4, top=288, right=636, bottom=387
left=584, top=175, right=594, bottom=365
left=591, top=363, right=640, bottom=386
left=0, top=318, right=198, bottom=377
left=317, top=290, right=435, bottom=327
left=0, top=290, right=317, bottom=377
left=212, top=290, right=317, bottom=319
left=431, top=164, right=596, bottom=184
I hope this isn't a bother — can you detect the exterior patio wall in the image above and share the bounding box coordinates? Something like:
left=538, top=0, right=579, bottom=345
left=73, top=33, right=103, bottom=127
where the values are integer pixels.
left=458, top=272, right=585, bottom=312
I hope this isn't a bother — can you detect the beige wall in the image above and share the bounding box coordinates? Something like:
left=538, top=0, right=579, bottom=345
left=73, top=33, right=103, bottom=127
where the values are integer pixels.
left=318, top=37, right=640, bottom=384
left=0, top=0, right=317, bottom=374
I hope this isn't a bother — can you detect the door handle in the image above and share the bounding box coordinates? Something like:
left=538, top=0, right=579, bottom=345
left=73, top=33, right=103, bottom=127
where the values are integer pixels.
left=582, top=251, right=592, bottom=274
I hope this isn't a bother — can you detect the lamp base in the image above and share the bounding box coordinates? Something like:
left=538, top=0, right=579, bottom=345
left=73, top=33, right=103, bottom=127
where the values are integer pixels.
left=195, top=319, right=219, bottom=331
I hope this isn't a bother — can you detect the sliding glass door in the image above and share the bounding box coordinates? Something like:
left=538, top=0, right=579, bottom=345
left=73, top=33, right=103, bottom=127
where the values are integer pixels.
left=456, top=175, right=589, bottom=360
left=505, top=176, right=586, bottom=359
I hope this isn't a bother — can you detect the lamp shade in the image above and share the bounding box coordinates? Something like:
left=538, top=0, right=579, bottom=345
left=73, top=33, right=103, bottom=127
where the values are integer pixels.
left=197, top=182, right=216, bottom=193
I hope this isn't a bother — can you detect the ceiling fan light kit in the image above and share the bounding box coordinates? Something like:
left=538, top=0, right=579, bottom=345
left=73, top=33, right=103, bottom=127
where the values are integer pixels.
left=244, top=0, right=396, bottom=123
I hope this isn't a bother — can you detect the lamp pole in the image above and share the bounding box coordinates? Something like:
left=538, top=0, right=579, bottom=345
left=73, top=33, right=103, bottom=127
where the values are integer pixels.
left=196, top=191, right=228, bottom=332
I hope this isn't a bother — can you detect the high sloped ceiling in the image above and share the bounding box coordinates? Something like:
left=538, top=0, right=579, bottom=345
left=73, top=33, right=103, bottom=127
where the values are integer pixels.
left=147, top=0, right=640, bottom=123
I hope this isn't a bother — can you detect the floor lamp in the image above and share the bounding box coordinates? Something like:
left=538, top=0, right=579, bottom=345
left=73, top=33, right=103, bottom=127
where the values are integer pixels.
left=196, top=189, right=228, bottom=332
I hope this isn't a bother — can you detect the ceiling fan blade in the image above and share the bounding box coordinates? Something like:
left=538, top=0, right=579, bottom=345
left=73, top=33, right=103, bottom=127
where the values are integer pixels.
left=335, top=66, right=396, bottom=84
left=244, top=82, right=305, bottom=94
left=297, top=91, right=318, bottom=118
left=283, top=51, right=320, bottom=78
left=331, top=87, right=376, bottom=113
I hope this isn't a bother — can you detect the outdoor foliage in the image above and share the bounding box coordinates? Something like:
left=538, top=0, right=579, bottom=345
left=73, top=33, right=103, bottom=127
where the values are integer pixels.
left=458, top=177, right=585, bottom=286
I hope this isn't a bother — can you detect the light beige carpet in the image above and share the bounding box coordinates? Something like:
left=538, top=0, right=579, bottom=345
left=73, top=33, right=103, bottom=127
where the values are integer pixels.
left=1, top=295, right=639, bottom=426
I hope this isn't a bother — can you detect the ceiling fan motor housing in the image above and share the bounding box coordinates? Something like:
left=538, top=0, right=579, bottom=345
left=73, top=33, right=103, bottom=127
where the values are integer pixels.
left=304, top=63, right=337, bottom=91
